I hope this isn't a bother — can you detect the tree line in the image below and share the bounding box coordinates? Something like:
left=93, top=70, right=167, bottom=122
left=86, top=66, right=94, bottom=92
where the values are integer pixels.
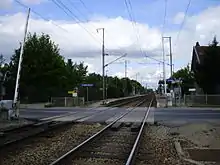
left=0, top=33, right=145, bottom=103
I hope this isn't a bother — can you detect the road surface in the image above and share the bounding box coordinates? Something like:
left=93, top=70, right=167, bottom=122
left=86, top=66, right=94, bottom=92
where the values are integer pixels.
left=19, top=107, right=220, bottom=125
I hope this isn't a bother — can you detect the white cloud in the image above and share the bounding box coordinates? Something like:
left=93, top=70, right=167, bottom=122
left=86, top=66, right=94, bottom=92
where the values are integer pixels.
left=0, top=0, right=13, bottom=9
left=173, top=12, right=185, bottom=24
left=1, top=5, right=220, bottom=88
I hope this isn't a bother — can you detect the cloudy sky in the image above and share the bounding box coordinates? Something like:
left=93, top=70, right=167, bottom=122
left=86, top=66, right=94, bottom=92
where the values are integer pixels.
left=0, top=0, right=220, bottom=89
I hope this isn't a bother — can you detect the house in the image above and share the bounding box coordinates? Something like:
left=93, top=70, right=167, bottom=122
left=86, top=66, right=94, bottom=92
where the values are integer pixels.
left=191, top=42, right=220, bottom=94
left=191, top=42, right=206, bottom=94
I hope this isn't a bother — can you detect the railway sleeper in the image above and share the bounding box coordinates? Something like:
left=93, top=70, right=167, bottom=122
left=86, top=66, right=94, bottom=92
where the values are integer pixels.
left=88, top=142, right=132, bottom=148
left=97, top=138, right=135, bottom=144
left=84, top=145, right=133, bottom=153
left=71, top=158, right=122, bottom=165
left=103, top=131, right=136, bottom=136
left=75, top=151, right=130, bottom=160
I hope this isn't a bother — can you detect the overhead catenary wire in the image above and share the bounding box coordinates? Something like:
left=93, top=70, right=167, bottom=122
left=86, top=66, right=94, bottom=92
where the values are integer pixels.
left=78, top=0, right=148, bottom=59
left=56, top=0, right=170, bottom=67
left=174, top=0, right=192, bottom=46
left=52, top=0, right=134, bottom=76
left=79, top=0, right=94, bottom=16
left=15, top=0, right=142, bottom=82
left=17, top=0, right=126, bottom=55
left=124, top=0, right=171, bottom=66
left=16, top=0, right=171, bottom=82
left=15, top=0, right=69, bottom=33
left=124, top=0, right=145, bottom=57
left=51, top=0, right=103, bottom=44
left=67, top=0, right=96, bottom=26
left=51, top=0, right=125, bottom=55
left=172, top=0, right=191, bottom=75
left=15, top=0, right=89, bottom=49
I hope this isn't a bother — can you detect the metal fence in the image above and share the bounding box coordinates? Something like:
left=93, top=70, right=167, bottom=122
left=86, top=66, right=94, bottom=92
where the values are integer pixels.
left=183, top=94, right=220, bottom=107
left=51, top=97, right=85, bottom=107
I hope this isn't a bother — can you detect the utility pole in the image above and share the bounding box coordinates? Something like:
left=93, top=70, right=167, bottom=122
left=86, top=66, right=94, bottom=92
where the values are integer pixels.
left=97, top=28, right=105, bottom=104
left=13, top=8, right=30, bottom=118
left=124, top=60, right=127, bottom=96
left=169, top=37, right=173, bottom=77
left=163, top=36, right=173, bottom=77
left=125, top=60, right=127, bottom=78
left=106, top=70, right=108, bottom=100
left=162, top=37, right=167, bottom=95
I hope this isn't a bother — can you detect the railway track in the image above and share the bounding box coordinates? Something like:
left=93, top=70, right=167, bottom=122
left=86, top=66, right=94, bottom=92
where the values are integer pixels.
left=0, top=96, right=145, bottom=148
left=0, top=95, right=153, bottom=165
left=49, top=94, right=154, bottom=165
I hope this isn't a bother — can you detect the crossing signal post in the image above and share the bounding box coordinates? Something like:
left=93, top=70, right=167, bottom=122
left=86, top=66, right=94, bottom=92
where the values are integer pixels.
left=13, top=8, right=30, bottom=118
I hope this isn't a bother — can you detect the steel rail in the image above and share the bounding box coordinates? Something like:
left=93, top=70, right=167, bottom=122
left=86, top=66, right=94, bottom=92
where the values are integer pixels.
left=49, top=97, right=146, bottom=165
left=0, top=120, right=73, bottom=148
left=0, top=96, right=145, bottom=149
left=125, top=97, right=154, bottom=165
left=75, top=95, right=146, bottom=122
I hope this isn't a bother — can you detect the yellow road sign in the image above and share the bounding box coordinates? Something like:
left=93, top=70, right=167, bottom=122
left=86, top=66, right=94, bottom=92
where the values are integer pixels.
left=68, top=90, right=76, bottom=94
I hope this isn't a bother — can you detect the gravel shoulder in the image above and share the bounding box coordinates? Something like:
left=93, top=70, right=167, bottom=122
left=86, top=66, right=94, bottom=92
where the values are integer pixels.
left=0, top=123, right=104, bottom=165
left=136, top=125, right=193, bottom=165
left=168, top=122, right=220, bottom=148
left=138, top=122, right=220, bottom=165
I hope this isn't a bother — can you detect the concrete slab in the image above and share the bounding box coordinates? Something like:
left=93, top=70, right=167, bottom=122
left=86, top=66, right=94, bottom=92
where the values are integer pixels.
left=80, top=107, right=121, bottom=122
left=105, top=111, right=128, bottom=124
left=40, top=112, right=78, bottom=121
left=146, top=108, right=155, bottom=124
left=77, top=107, right=119, bottom=122
left=117, top=108, right=146, bottom=123
left=16, top=105, right=220, bottom=126
left=50, top=107, right=113, bottom=122
left=52, top=111, right=95, bottom=122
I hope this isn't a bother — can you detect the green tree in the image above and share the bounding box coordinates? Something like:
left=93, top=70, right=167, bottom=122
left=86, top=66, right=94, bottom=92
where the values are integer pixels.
left=8, top=33, right=68, bottom=102
left=172, top=64, right=195, bottom=95
left=2, top=32, right=146, bottom=102
left=0, top=54, right=5, bottom=67
left=66, top=59, right=88, bottom=90
left=157, top=64, right=195, bottom=94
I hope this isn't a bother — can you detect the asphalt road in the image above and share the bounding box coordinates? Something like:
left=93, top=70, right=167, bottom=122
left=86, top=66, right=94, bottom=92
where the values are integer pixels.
left=19, top=106, right=220, bottom=125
